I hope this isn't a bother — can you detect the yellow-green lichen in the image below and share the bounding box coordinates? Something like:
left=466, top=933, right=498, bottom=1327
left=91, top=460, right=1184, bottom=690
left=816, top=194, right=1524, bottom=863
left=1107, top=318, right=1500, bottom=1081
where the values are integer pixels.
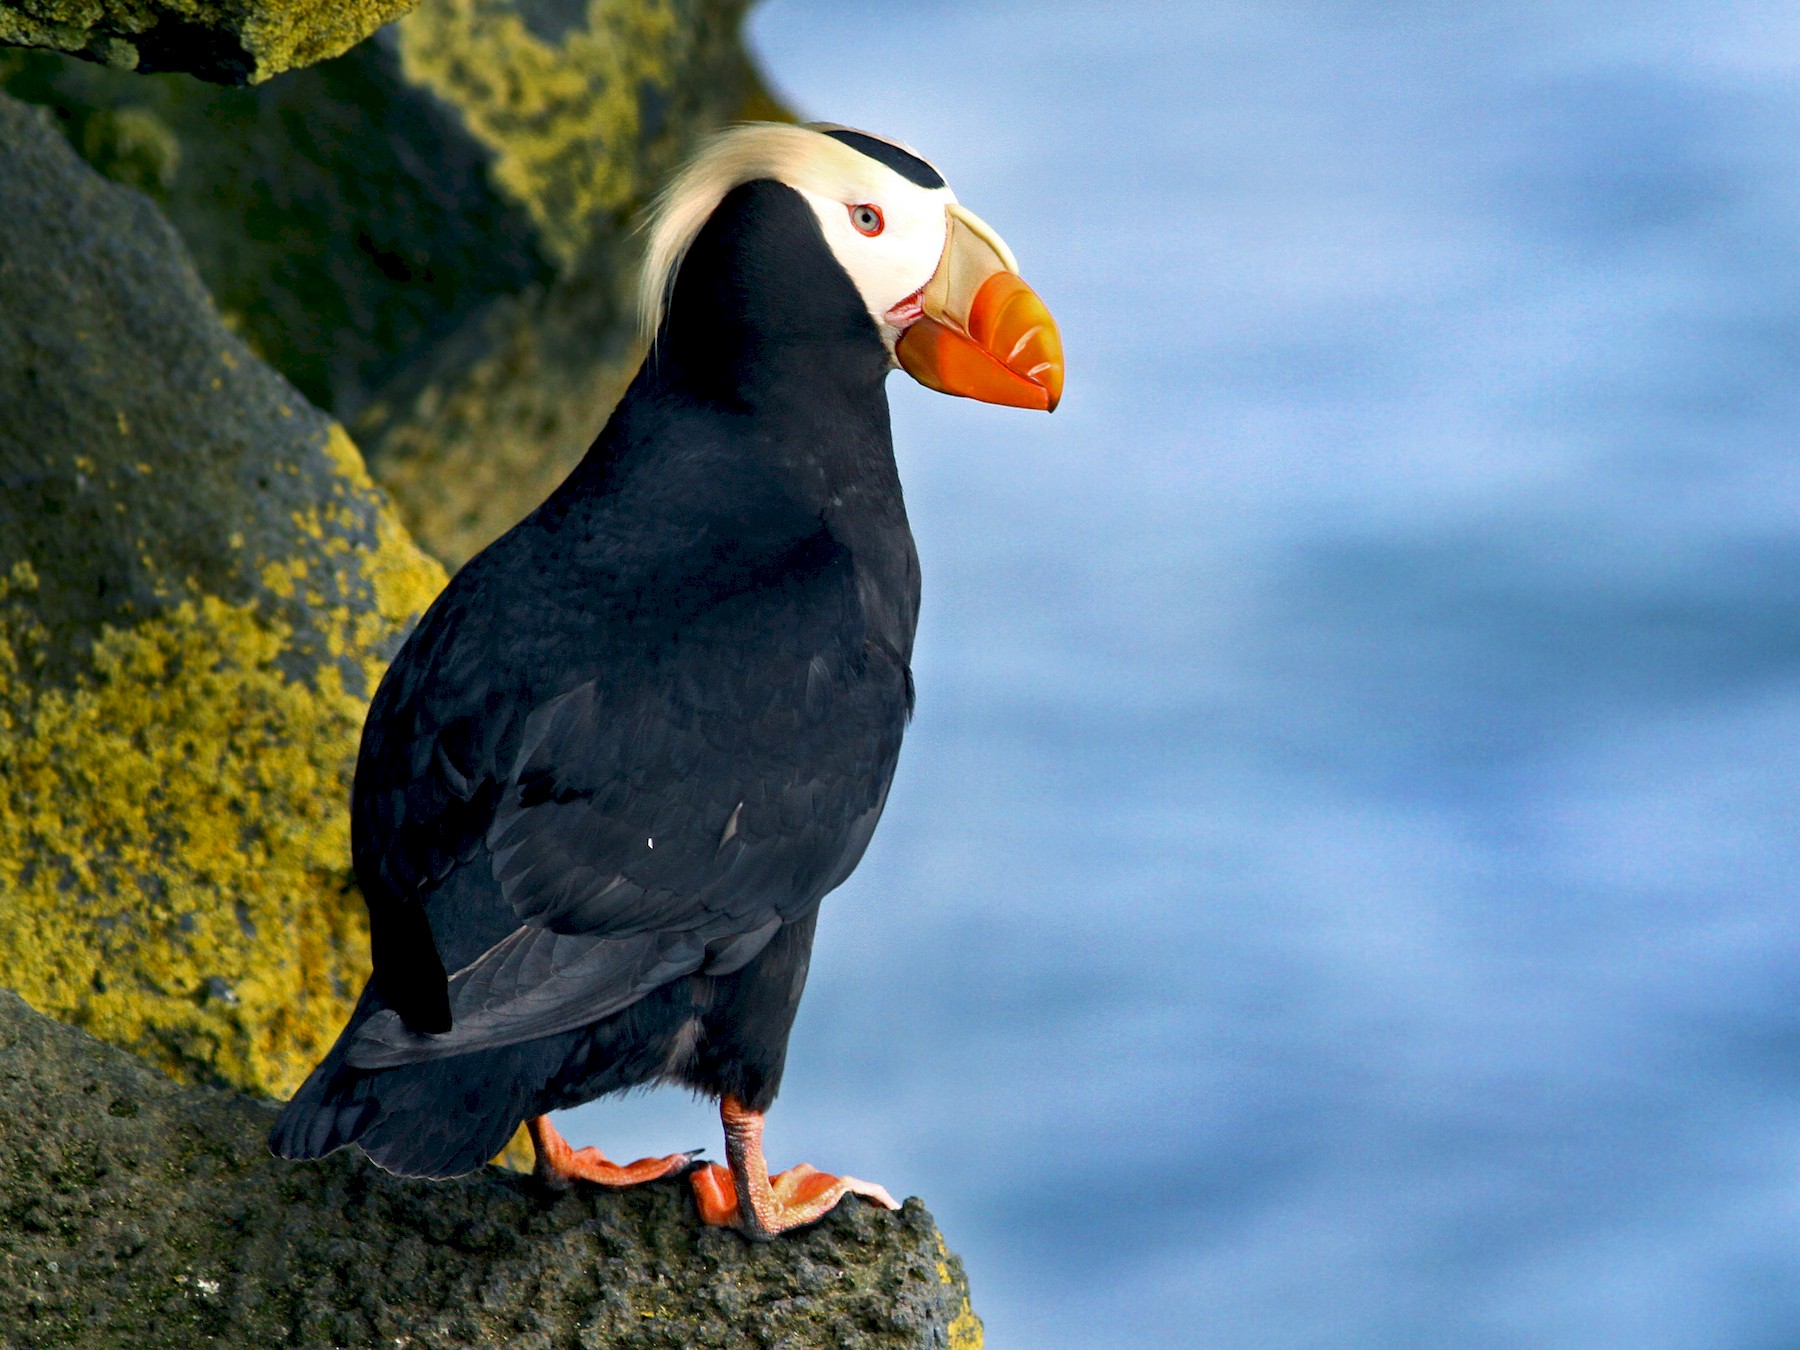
left=936, top=1231, right=985, bottom=1350
left=0, top=421, right=446, bottom=1098
left=0, top=0, right=422, bottom=83
left=323, top=424, right=447, bottom=629
left=948, top=1298, right=984, bottom=1349
left=353, top=0, right=787, bottom=566
left=235, top=0, right=423, bottom=82
left=397, top=0, right=733, bottom=267
left=0, top=591, right=363, bottom=1093
left=78, top=103, right=181, bottom=193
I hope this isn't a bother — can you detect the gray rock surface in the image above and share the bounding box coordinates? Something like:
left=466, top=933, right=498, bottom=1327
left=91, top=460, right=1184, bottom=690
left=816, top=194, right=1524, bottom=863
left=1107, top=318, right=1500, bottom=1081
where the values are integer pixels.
left=0, top=89, right=445, bottom=1101
left=0, top=989, right=985, bottom=1348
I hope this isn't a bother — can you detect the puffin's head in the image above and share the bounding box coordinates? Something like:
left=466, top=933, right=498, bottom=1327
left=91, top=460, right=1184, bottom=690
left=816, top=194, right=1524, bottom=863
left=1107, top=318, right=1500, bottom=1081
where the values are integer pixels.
left=640, top=123, right=1063, bottom=412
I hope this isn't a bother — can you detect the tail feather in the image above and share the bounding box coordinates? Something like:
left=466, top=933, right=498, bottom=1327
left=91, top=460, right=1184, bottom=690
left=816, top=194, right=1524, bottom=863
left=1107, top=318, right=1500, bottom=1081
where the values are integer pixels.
left=270, top=986, right=565, bottom=1179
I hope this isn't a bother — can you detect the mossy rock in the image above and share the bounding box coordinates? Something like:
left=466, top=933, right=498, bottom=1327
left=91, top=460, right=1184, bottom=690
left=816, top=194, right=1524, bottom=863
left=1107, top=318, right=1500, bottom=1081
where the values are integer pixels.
left=0, top=988, right=985, bottom=1349
left=2, top=0, right=790, bottom=569
left=0, top=0, right=419, bottom=83
left=0, top=91, right=447, bottom=1097
left=0, top=37, right=554, bottom=425
left=360, top=0, right=790, bottom=567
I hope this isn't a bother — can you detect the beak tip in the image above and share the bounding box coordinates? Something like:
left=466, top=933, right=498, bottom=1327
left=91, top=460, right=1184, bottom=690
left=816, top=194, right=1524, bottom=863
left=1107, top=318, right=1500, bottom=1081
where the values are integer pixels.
left=895, top=271, right=1064, bottom=413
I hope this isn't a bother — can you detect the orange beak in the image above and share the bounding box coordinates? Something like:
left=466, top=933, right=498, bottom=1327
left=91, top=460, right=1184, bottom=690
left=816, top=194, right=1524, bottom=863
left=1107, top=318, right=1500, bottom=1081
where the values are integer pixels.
left=894, top=204, right=1063, bottom=412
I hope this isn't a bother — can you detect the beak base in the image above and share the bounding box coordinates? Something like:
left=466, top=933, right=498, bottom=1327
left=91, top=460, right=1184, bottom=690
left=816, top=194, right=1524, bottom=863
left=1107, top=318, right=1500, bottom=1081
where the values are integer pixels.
left=896, top=270, right=1063, bottom=412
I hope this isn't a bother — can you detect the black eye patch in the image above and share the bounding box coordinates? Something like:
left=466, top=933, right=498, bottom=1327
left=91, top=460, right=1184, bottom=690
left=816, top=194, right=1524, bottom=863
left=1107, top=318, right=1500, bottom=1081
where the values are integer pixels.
left=824, top=130, right=946, bottom=190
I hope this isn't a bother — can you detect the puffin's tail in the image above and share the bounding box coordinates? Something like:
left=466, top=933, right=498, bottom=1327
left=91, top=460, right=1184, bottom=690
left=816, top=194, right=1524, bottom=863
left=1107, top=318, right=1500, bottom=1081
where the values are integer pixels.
left=269, top=988, right=560, bottom=1179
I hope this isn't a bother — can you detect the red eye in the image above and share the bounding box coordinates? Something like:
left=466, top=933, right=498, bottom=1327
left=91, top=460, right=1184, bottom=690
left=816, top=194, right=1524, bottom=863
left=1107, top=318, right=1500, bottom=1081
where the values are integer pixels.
left=849, top=203, right=884, bottom=237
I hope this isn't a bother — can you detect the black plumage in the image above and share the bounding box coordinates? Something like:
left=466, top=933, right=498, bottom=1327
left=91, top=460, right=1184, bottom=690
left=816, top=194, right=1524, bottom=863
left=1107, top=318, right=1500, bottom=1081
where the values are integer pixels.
left=271, top=178, right=920, bottom=1180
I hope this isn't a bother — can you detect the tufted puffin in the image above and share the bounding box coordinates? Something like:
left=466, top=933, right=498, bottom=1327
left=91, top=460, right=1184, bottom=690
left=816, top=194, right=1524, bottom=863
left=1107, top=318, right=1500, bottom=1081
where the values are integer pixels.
left=270, top=123, right=1063, bottom=1238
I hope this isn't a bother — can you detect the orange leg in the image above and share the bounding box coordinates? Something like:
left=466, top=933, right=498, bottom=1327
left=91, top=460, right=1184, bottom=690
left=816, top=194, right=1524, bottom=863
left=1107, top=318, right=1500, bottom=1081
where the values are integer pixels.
left=528, top=1115, right=699, bottom=1190
left=689, top=1094, right=898, bottom=1239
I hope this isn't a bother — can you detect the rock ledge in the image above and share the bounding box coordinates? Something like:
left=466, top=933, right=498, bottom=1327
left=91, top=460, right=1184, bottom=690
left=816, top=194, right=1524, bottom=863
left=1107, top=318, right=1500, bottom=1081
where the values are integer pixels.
left=0, top=990, right=982, bottom=1348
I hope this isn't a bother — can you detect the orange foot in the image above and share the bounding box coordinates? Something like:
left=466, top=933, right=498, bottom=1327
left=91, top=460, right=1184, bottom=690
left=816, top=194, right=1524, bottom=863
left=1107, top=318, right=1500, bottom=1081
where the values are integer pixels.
left=528, top=1115, right=700, bottom=1190
left=689, top=1095, right=898, bottom=1239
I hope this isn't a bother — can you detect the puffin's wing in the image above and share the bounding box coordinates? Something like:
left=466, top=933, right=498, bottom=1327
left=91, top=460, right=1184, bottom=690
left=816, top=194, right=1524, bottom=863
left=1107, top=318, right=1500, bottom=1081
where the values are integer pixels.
left=350, top=584, right=524, bottom=1033
left=346, top=546, right=906, bottom=1069
left=344, top=927, right=704, bottom=1069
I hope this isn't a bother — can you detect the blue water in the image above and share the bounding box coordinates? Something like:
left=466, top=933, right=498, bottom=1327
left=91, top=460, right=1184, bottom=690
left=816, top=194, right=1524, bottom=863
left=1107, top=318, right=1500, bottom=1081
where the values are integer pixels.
left=556, top=4, right=1800, bottom=1345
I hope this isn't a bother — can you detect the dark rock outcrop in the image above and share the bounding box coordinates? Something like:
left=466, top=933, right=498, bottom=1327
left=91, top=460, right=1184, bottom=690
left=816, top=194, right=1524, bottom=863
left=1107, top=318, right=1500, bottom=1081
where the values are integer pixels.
left=0, top=990, right=985, bottom=1348
left=0, top=0, right=418, bottom=83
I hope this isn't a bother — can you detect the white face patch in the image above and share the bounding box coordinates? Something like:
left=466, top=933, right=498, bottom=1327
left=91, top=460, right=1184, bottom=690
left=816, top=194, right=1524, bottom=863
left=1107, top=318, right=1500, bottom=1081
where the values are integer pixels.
left=638, top=124, right=961, bottom=352
left=794, top=178, right=956, bottom=350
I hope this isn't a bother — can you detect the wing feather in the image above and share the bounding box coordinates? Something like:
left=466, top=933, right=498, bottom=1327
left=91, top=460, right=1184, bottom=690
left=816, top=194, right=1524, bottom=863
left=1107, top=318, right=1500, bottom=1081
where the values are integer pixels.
left=349, top=521, right=909, bottom=1058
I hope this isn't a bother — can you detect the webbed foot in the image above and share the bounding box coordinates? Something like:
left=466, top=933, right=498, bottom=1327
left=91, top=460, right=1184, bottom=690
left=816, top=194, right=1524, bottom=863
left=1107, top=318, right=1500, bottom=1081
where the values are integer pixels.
left=688, top=1095, right=897, bottom=1238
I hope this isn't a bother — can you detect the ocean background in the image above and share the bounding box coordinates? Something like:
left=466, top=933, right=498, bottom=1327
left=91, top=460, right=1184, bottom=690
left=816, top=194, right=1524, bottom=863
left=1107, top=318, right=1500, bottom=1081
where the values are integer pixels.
left=557, top=3, right=1800, bottom=1345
